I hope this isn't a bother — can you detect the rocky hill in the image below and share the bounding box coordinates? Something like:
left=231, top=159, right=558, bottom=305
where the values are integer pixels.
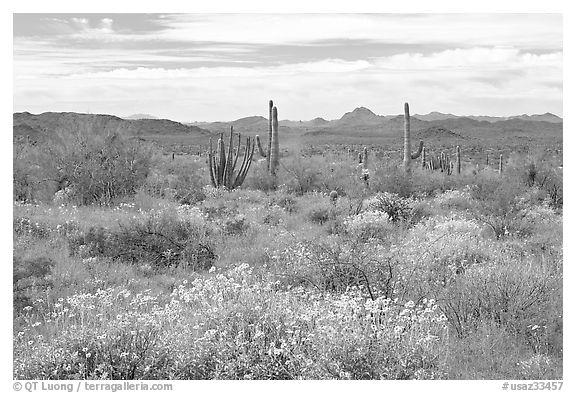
left=13, top=112, right=211, bottom=143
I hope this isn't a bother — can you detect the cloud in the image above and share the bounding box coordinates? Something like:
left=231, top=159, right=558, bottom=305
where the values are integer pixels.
left=152, top=14, right=561, bottom=49
left=13, top=14, right=563, bottom=120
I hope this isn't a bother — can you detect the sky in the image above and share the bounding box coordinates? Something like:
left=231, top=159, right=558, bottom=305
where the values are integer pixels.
left=13, top=13, right=563, bottom=122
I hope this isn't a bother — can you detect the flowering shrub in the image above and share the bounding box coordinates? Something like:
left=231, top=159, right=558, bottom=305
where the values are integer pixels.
left=13, top=217, right=52, bottom=239
left=433, top=187, right=476, bottom=211
left=343, top=211, right=393, bottom=240
left=15, top=264, right=449, bottom=380
left=390, top=214, right=493, bottom=300
left=363, top=192, right=414, bottom=222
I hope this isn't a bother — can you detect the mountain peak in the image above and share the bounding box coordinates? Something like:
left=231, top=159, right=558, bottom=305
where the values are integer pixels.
left=340, top=106, right=379, bottom=121
left=351, top=106, right=376, bottom=115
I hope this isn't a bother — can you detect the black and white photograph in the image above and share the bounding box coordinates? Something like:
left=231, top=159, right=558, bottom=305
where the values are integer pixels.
left=9, top=3, right=567, bottom=388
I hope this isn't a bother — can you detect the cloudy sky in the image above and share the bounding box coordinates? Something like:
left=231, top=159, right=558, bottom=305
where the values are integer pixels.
left=13, top=13, right=562, bottom=122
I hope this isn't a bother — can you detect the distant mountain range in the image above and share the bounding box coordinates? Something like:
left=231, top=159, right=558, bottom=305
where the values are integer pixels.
left=413, top=111, right=563, bottom=124
left=14, top=107, right=562, bottom=146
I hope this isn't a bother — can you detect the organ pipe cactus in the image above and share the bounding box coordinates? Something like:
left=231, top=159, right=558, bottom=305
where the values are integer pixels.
left=403, top=102, right=424, bottom=173
left=207, top=126, right=255, bottom=189
left=424, top=150, right=455, bottom=175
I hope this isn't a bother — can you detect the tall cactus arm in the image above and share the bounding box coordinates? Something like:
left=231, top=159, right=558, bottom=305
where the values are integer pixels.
left=217, top=134, right=226, bottom=184
left=212, top=155, right=220, bottom=187
left=267, top=100, right=273, bottom=170
left=230, top=133, right=241, bottom=179
left=233, top=137, right=251, bottom=188
left=207, top=137, right=217, bottom=187
left=233, top=136, right=255, bottom=189
left=411, top=140, right=424, bottom=159
left=225, top=126, right=234, bottom=188
left=255, top=135, right=267, bottom=157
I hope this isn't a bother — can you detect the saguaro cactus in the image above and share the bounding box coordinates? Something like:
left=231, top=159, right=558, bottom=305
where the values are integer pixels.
left=403, top=102, right=424, bottom=173
left=456, top=146, right=461, bottom=175
left=269, top=106, right=280, bottom=176
left=267, top=100, right=273, bottom=169
left=255, top=100, right=281, bottom=176
left=499, top=154, right=503, bottom=175
left=207, top=126, right=255, bottom=189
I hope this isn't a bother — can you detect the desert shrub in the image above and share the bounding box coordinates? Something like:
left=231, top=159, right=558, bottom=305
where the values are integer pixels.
left=282, top=155, right=323, bottom=195
left=142, top=156, right=206, bottom=204
left=343, top=211, right=395, bottom=241
left=13, top=217, right=52, bottom=239
left=542, top=171, right=562, bottom=210
left=244, top=159, right=277, bottom=191
left=307, top=206, right=332, bottom=225
left=314, top=156, right=365, bottom=197
left=13, top=149, right=36, bottom=202
left=445, top=322, right=561, bottom=379
left=433, top=188, right=477, bottom=212
left=36, top=133, right=153, bottom=205
left=504, top=153, right=563, bottom=210
left=391, top=214, right=494, bottom=301
left=13, top=143, right=59, bottom=203
left=363, top=192, right=414, bottom=222
left=270, top=235, right=402, bottom=299
left=68, top=211, right=215, bottom=271
left=221, top=214, right=249, bottom=236
left=68, top=226, right=111, bottom=258
left=408, top=200, right=435, bottom=225
left=437, top=259, right=560, bottom=343
left=271, top=193, right=298, bottom=214
left=13, top=256, right=55, bottom=312
left=370, top=162, right=414, bottom=197
left=260, top=204, right=285, bottom=227
left=297, top=193, right=341, bottom=226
